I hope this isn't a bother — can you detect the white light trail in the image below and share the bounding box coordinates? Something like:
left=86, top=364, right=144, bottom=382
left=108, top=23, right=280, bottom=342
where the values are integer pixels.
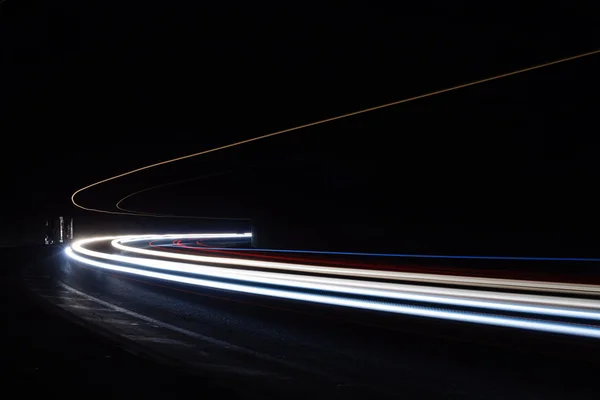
left=114, top=236, right=600, bottom=296
left=65, top=245, right=600, bottom=339
left=66, top=236, right=600, bottom=323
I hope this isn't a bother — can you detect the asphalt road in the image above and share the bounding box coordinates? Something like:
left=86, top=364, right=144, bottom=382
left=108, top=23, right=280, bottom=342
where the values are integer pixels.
left=23, top=240, right=600, bottom=399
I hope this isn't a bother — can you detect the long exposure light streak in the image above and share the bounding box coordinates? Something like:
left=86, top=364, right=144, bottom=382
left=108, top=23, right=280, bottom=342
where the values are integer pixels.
left=71, top=49, right=600, bottom=217
left=64, top=235, right=600, bottom=339
left=113, top=236, right=600, bottom=296
left=65, top=239, right=600, bottom=339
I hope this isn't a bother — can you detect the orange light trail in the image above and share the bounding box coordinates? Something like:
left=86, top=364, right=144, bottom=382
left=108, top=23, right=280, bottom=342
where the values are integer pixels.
left=71, top=49, right=600, bottom=216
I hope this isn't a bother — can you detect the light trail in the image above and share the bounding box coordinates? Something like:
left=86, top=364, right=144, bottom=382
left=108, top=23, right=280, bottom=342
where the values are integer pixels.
left=115, top=172, right=247, bottom=220
left=114, top=236, right=600, bottom=296
left=64, top=234, right=600, bottom=339
left=71, top=49, right=600, bottom=217
left=153, top=240, right=597, bottom=286
left=171, top=243, right=600, bottom=263
left=68, top=235, right=600, bottom=319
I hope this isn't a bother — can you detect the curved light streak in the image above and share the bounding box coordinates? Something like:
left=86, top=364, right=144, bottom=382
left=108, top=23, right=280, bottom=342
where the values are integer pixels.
left=65, top=236, right=600, bottom=323
left=71, top=49, right=600, bottom=217
left=115, top=172, right=248, bottom=220
left=114, top=236, right=600, bottom=296
left=171, top=244, right=600, bottom=263
left=65, top=241, right=600, bottom=339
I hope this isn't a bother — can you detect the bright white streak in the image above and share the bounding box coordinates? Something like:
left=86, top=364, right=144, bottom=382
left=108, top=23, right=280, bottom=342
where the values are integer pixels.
left=115, top=236, right=600, bottom=296
left=69, top=236, right=600, bottom=320
left=65, top=247, right=600, bottom=339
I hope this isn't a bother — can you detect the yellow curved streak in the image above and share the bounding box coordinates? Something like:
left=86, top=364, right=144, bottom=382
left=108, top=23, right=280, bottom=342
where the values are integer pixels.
left=72, top=49, right=600, bottom=216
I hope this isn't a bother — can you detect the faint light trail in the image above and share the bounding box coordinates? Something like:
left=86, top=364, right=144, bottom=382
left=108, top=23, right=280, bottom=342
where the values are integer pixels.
left=71, top=49, right=600, bottom=216
left=115, top=172, right=248, bottom=220
left=65, top=235, right=600, bottom=339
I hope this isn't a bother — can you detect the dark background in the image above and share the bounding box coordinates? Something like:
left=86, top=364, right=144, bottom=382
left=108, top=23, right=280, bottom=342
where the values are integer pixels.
left=1, top=2, right=599, bottom=253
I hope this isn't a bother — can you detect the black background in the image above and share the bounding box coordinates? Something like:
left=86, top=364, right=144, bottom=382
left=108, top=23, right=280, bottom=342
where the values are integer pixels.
left=2, top=1, right=599, bottom=251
